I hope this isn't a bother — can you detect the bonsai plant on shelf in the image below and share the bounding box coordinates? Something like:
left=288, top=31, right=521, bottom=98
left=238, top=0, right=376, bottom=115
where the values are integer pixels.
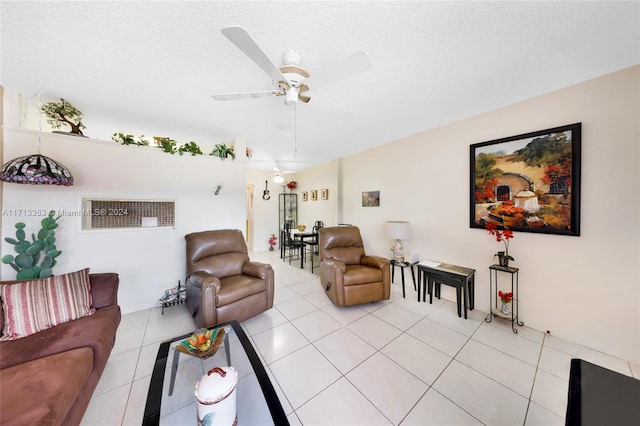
left=41, top=98, right=86, bottom=136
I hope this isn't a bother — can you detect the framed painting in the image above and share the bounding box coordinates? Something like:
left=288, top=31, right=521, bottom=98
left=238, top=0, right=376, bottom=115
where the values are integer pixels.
left=311, top=190, right=318, bottom=201
left=302, top=191, right=308, bottom=201
left=470, top=123, right=581, bottom=236
left=321, top=189, right=329, bottom=200
left=362, top=191, right=380, bottom=207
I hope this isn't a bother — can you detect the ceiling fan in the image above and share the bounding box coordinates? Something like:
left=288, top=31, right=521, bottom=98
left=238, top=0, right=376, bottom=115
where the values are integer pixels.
left=272, top=161, right=295, bottom=183
left=211, top=26, right=372, bottom=117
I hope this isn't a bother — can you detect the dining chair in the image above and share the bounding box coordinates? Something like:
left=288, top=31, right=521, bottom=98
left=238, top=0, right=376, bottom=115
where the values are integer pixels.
left=308, top=222, right=325, bottom=272
left=284, top=223, right=307, bottom=266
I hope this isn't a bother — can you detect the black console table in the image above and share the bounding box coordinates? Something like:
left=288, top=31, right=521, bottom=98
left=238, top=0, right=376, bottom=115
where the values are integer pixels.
left=390, top=259, right=418, bottom=298
left=417, top=261, right=475, bottom=319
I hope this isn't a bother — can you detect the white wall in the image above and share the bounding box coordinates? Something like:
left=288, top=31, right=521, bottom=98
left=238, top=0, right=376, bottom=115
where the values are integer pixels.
left=246, top=168, right=282, bottom=252
left=245, top=161, right=339, bottom=253
left=296, top=160, right=339, bottom=229
left=340, top=66, right=640, bottom=363
left=1, top=128, right=247, bottom=314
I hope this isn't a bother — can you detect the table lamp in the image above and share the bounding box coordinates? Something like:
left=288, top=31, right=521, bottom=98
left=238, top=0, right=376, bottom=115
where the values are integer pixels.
left=386, top=221, right=411, bottom=260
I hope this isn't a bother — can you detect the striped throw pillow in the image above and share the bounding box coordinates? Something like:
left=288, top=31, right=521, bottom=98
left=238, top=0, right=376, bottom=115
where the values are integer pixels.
left=0, top=268, right=95, bottom=341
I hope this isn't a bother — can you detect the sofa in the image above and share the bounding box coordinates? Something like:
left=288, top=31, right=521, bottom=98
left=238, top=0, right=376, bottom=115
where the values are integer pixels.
left=0, top=272, right=121, bottom=426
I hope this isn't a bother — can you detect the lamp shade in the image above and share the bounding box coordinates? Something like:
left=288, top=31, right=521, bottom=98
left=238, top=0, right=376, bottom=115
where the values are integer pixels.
left=0, top=154, right=74, bottom=186
left=386, top=221, right=411, bottom=240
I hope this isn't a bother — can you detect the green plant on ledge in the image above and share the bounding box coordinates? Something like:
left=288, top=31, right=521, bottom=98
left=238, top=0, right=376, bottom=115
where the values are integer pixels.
left=112, top=132, right=150, bottom=146
left=110, top=132, right=241, bottom=161
left=156, top=137, right=178, bottom=154
left=210, top=143, right=236, bottom=160
left=178, top=141, right=204, bottom=156
left=41, top=98, right=86, bottom=135
left=1, top=211, right=62, bottom=280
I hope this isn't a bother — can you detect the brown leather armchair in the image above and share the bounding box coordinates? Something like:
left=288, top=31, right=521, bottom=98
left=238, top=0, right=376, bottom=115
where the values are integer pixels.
left=318, top=226, right=390, bottom=307
left=185, top=229, right=274, bottom=328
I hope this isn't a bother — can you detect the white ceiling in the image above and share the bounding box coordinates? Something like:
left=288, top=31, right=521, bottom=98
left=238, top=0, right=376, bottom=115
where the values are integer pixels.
left=2, top=1, right=638, bottom=172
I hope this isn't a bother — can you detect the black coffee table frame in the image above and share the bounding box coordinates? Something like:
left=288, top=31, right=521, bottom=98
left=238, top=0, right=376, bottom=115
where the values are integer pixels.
left=143, top=319, right=289, bottom=426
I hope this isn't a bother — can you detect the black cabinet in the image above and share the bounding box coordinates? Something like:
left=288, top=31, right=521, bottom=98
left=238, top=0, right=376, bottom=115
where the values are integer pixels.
left=279, top=193, right=297, bottom=231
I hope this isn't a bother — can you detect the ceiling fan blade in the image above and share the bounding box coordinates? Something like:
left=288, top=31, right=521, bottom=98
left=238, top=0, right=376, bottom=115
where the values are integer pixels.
left=221, top=26, right=285, bottom=83
left=211, top=89, right=284, bottom=101
left=303, top=51, right=372, bottom=90
left=305, top=95, right=355, bottom=119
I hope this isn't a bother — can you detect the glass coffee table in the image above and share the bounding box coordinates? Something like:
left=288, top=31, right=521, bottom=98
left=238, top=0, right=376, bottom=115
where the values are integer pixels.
left=143, top=320, right=289, bottom=425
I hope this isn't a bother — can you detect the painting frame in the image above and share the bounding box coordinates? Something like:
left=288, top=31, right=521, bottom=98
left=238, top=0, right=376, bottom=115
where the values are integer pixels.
left=470, top=123, right=581, bottom=236
left=321, top=188, right=329, bottom=200
left=362, top=191, right=380, bottom=207
left=302, top=191, right=308, bottom=201
left=311, top=190, right=318, bottom=201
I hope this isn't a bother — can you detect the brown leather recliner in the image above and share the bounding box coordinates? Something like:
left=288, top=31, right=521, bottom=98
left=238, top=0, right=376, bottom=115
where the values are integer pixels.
left=318, top=226, right=391, bottom=306
left=185, top=229, right=274, bottom=328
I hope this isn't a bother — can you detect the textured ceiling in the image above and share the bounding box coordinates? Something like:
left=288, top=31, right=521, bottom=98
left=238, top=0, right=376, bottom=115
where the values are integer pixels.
left=2, top=1, right=639, bottom=171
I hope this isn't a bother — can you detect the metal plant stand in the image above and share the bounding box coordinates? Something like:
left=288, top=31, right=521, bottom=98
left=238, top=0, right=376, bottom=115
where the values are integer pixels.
left=485, top=264, right=523, bottom=333
left=161, top=280, right=186, bottom=315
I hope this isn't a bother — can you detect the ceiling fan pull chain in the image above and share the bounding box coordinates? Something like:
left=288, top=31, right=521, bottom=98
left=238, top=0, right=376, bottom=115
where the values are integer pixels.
left=294, top=104, right=298, bottom=159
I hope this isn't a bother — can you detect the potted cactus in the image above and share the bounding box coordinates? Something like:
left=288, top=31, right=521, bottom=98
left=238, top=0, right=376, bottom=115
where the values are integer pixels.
left=1, top=211, right=62, bottom=280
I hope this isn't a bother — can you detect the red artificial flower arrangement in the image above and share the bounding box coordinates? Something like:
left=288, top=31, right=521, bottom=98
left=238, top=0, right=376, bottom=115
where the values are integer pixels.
left=498, top=290, right=513, bottom=304
left=486, top=222, right=514, bottom=262
left=268, top=233, right=277, bottom=248
left=286, top=181, right=297, bottom=190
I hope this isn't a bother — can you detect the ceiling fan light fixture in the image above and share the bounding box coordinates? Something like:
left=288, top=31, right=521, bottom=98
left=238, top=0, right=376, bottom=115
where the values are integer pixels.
left=273, top=173, right=285, bottom=183
left=285, top=88, right=298, bottom=105
left=282, top=49, right=302, bottom=67
left=0, top=154, right=74, bottom=186
left=1, top=85, right=74, bottom=186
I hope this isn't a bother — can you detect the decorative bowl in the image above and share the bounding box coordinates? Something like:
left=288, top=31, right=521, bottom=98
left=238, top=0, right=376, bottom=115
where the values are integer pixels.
left=176, top=326, right=227, bottom=359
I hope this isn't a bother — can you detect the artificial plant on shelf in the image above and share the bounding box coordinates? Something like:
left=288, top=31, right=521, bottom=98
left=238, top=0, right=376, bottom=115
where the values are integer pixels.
left=268, top=234, right=278, bottom=251
left=178, top=141, right=204, bottom=156
left=112, top=132, right=150, bottom=146
left=41, top=98, right=86, bottom=135
left=486, top=222, right=514, bottom=267
left=498, top=290, right=513, bottom=315
left=210, top=143, right=235, bottom=160
left=286, top=181, right=297, bottom=192
left=155, top=137, right=178, bottom=154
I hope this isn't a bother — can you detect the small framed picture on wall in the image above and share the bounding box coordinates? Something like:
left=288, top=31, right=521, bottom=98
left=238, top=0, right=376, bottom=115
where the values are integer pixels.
left=362, top=191, right=380, bottom=207
left=321, top=189, right=329, bottom=200
left=302, top=191, right=308, bottom=201
left=311, top=190, right=318, bottom=201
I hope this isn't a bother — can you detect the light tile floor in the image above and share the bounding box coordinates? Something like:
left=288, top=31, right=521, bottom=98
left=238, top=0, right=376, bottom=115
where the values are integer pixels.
left=81, top=250, right=640, bottom=425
